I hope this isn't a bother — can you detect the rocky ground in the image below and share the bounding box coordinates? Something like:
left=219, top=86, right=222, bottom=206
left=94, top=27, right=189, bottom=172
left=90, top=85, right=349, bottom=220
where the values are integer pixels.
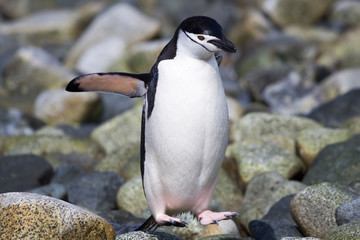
left=0, top=0, right=360, bottom=239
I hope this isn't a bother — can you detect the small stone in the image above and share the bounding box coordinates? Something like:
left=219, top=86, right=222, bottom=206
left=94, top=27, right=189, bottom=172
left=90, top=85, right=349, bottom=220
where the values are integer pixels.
left=296, top=127, right=351, bottom=166
left=326, top=221, right=360, bottom=240
left=335, top=196, right=360, bottom=226
left=0, top=154, right=54, bottom=193
left=290, top=182, right=358, bottom=238
left=67, top=172, right=124, bottom=211
left=116, top=177, right=149, bottom=218
left=0, top=192, right=115, bottom=239
left=34, top=89, right=102, bottom=125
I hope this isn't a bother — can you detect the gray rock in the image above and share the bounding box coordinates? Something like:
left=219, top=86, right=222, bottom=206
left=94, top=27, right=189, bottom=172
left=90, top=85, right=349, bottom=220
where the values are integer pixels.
left=28, top=183, right=67, bottom=199
left=0, top=192, right=115, bottom=239
left=230, top=112, right=320, bottom=143
left=228, top=142, right=305, bottom=186
left=116, top=231, right=182, bottom=240
left=290, top=182, right=359, bottom=239
left=281, top=238, right=321, bottom=240
left=65, top=2, right=160, bottom=69
left=99, top=93, right=137, bottom=122
left=51, top=164, right=85, bottom=187
left=302, top=134, right=360, bottom=187
left=261, top=0, right=334, bottom=27
left=336, top=196, right=360, bottom=226
left=0, top=154, right=54, bottom=193
left=330, top=0, right=360, bottom=28
left=326, top=221, right=360, bottom=240
left=198, top=234, right=242, bottom=240
left=307, top=89, right=360, bottom=128
left=341, top=116, right=360, bottom=135
left=91, top=102, right=142, bottom=154
left=34, top=89, right=102, bottom=125
left=238, top=172, right=306, bottom=233
left=67, top=171, right=124, bottom=211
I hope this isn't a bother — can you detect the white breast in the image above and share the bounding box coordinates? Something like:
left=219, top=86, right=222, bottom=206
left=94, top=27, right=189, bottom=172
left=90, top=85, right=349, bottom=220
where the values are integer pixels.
left=144, top=54, right=229, bottom=211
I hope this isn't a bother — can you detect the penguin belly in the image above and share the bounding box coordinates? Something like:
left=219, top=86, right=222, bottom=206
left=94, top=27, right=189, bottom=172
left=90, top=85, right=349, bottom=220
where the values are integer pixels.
left=143, top=56, right=229, bottom=216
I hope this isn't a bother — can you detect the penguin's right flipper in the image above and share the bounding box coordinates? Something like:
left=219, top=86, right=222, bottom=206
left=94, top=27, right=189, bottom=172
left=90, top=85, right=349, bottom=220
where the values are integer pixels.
left=66, top=72, right=152, bottom=98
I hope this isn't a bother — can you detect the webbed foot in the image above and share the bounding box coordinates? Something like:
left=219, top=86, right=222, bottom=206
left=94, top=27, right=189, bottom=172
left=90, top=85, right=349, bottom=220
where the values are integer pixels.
left=196, top=210, right=239, bottom=225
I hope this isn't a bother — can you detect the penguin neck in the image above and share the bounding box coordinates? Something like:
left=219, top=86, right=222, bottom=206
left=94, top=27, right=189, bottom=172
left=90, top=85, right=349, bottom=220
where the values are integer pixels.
left=176, top=30, right=214, bottom=61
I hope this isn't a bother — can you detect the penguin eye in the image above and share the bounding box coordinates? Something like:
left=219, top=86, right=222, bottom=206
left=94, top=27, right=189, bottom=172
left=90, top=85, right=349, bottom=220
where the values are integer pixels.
left=197, top=36, right=205, bottom=41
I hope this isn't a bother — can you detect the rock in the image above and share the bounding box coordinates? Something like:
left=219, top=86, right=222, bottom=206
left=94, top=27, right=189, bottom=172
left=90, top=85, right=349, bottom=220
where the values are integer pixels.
left=99, top=93, right=137, bottom=122
left=28, top=183, right=67, bottom=199
left=238, top=172, right=306, bottom=233
left=65, top=2, right=160, bottom=69
left=335, top=196, right=360, bottom=226
left=2, top=135, right=105, bottom=160
left=67, top=172, right=124, bottom=211
left=51, top=164, right=85, bottom=187
left=213, top=169, right=243, bottom=211
left=116, top=177, right=149, bottom=218
left=249, top=195, right=303, bottom=239
left=116, top=231, right=182, bottom=240
left=226, top=97, right=244, bottom=124
left=341, top=116, right=360, bottom=134
left=0, top=192, right=115, bottom=239
left=284, top=26, right=339, bottom=44
left=228, top=142, right=305, bottom=186
left=34, top=89, right=102, bottom=125
left=330, top=0, right=360, bottom=28
left=0, top=5, right=103, bottom=45
left=230, top=113, right=321, bottom=143
left=240, top=134, right=297, bottom=154
left=45, top=152, right=98, bottom=172
left=199, top=234, right=242, bottom=240
left=36, top=124, right=96, bottom=139
left=0, top=154, right=54, bottom=193
left=202, top=220, right=240, bottom=238
left=109, top=38, right=169, bottom=74
left=97, top=209, right=145, bottom=231
left=92, top=102, right=142, bottom=154
left=161, top=212, right=204, bottom=239
left=296, top=127, right=351, bottom=166
left=326, top=221, right=360, bottom=240
left=281, top=238, right=321, bottom=240
left=1, top=46, right=74, bottom=107
left=290, top=182, right=359, bottom=239
left=95, top=143, right=141, bottom=181
left=76, top=36, right=126, bottom=73
left=318, top=27, right=360, bottom=69
left=261, top=0, right=334, bottom=27
left=307, top=89, right=360, bottom=128
left=0, top=34, right=21, bottom=83
left=302, top=134, right=360, bottom=187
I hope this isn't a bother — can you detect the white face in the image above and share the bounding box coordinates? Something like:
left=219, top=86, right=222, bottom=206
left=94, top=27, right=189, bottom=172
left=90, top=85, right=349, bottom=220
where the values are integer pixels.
left=176, top=30, right=222, bottom=59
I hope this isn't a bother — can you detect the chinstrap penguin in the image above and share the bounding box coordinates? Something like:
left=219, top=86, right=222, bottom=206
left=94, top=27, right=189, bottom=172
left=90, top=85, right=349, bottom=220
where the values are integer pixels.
left=66, top=16, right=238, bottom=231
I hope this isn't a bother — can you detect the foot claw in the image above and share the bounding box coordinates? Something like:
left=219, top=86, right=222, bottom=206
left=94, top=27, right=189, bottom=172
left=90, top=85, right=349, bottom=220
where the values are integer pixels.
left=225, top=214, right=232, bottom=220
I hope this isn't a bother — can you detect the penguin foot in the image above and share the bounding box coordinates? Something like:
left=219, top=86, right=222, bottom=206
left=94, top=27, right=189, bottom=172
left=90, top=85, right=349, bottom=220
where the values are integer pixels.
left=156, top=214, right=188, bottom=228
left=196, top=210, right=239, bottom=225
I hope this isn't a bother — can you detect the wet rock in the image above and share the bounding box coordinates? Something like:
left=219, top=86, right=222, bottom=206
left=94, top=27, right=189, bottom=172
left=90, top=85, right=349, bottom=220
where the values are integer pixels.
left=2, top=135, right=105, bottom=160
left=116, top=231, right=182, bottom=240
left=1, top=46, right=74, bottom=106
left=95, top=143, right=141, bottom=181
left=330, top=0, right=360, bottom=28
left=28, top=183, right=67, bottom=199
left=335, top=196, right=360, bottom=226
left=290, top=182, right=358, bottom=239
left=65, top=2, right=160, bottom=69
left=249, top=195, right=303, bottom=239
left=116, top=177, right=149, bottom=218
left=0, top=192, right=115, bottom=239
left=91, top=102, right=142, bottom=154
left=238, top=172, right=306, bottom=233
left=230, top=113, right=320, bottom=143
left=34, top=89, right=102, bottom=125
left=0, top=154, right=54, bottom=193
left=302, top=134, right=360, bottom=187
left=296, top=127, right=351, bottom=166
left=261, top=0, right=334, bottom=27
left=67, top=171, right=124, bottom=211
left=228, top=142, right=305, bottom=186
left=0, top=5, right=103, bottom=45
left=326, top=221, right=360, bottom=240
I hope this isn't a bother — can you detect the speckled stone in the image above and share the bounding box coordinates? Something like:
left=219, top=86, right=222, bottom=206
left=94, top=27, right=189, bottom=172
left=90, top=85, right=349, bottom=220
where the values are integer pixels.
left=290, top=182, right=358, bottom=239
left=326, top=221, right=360, bottom=240
left=91, top=102, right=142, bottom=154
left=115, top=231, right=182, bottom=240
left=230, top=113, right=320, bottom=143
left=296, top=127, right=351, bottom=166
left=0, top=192, right=115, bottom=239
left=281, top=237, right=322, bottom=240
left=228, top=142, right=305, bottom=186
left=198, top=234, right=242, bottom=240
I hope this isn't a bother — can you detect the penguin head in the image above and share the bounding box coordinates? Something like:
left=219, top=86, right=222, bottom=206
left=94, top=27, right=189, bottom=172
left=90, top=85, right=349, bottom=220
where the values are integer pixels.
left=176, top=16, right=236, bottom=59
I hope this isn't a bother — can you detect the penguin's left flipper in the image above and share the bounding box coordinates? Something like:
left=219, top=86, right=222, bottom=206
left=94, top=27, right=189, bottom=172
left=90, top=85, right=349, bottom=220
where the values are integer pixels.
left=66, top=72, right=151, bottom=98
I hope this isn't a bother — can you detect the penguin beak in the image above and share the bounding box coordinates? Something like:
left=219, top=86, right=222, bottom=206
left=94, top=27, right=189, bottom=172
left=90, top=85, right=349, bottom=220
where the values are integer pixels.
left=208, top=35, right=237, bottom=53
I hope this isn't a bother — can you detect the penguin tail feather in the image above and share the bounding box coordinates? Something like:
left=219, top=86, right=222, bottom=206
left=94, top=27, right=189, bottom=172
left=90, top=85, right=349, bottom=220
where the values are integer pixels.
left=135, top=215, right=159, bottom=232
